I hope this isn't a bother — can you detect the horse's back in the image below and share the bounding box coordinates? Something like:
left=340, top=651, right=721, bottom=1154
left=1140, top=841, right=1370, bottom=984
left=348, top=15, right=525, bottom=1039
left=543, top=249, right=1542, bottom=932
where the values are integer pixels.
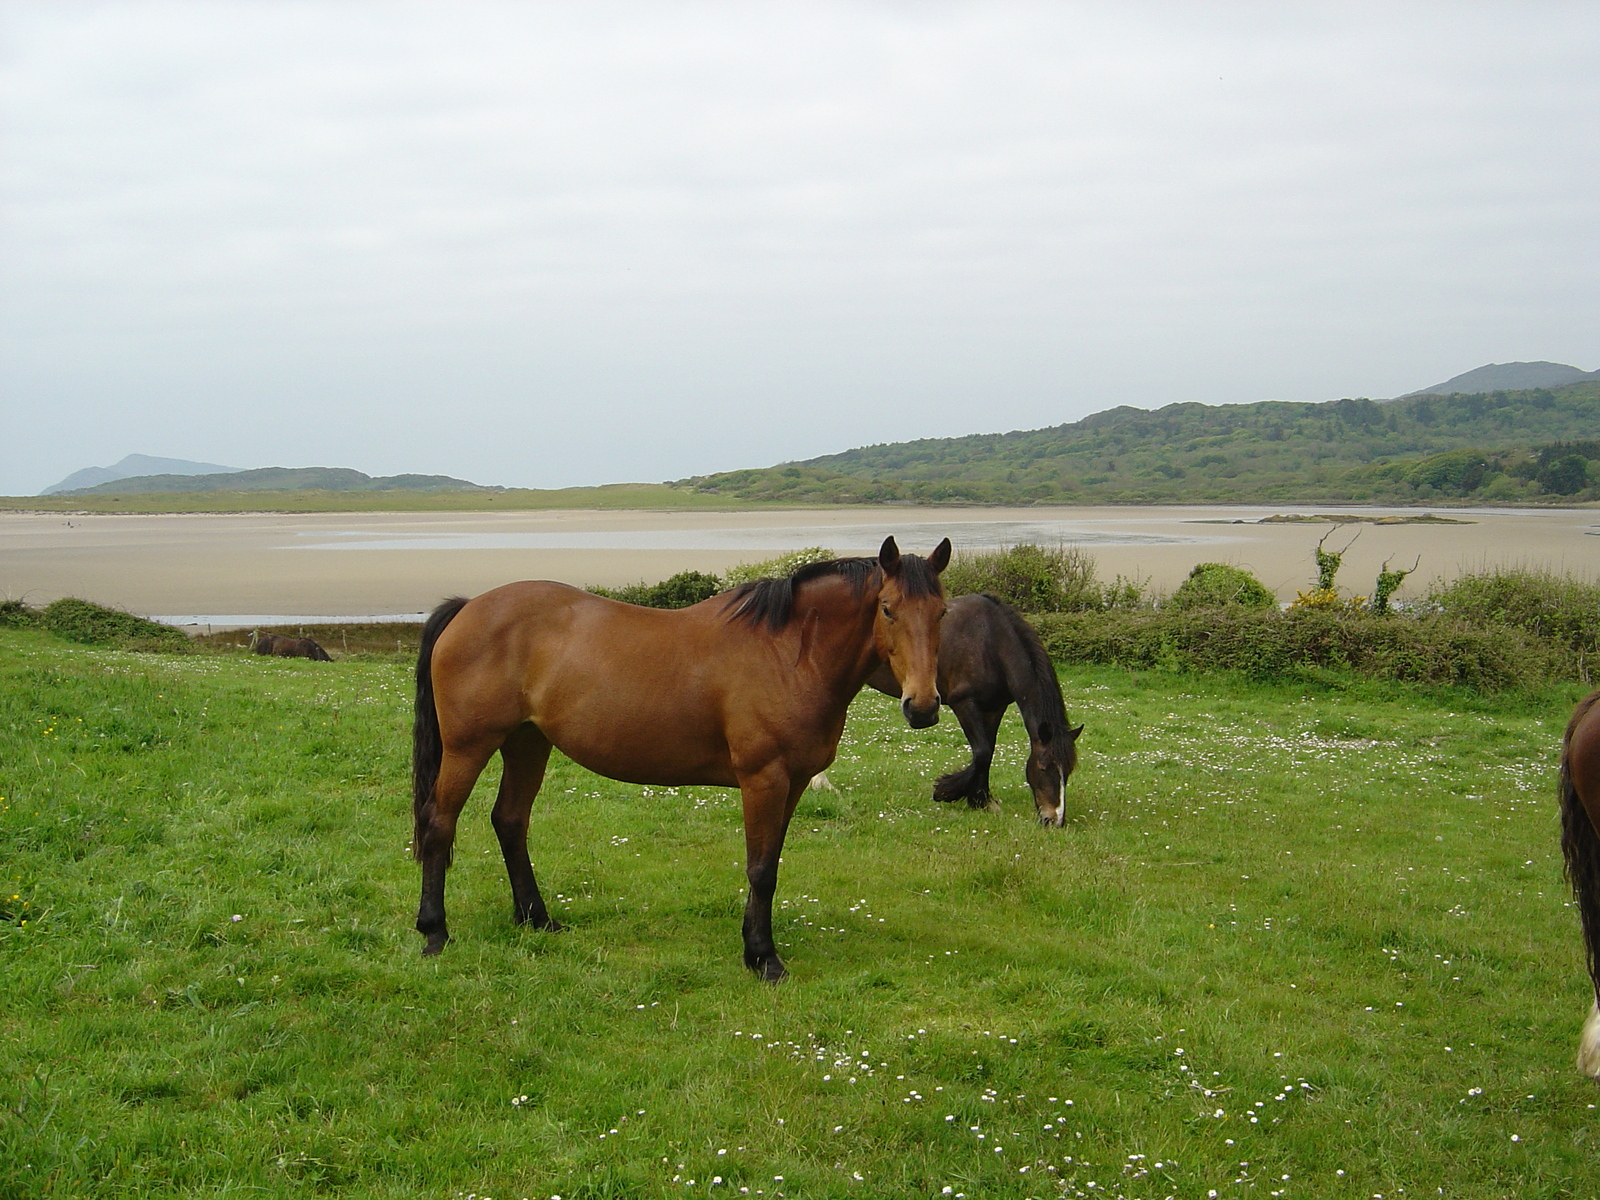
left=938, top=593, right=1029, bottom=707
left=429, top=580, right=746, bottom=783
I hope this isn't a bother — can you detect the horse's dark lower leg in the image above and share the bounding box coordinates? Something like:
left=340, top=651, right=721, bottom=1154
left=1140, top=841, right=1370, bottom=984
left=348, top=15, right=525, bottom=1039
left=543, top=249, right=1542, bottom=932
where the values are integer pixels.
left=739, top=772, right=803, bottom=982
left=492, top=724, right=559, bottom=931
left=934, top=701, right=1003, bottom=810
left=416, top=746, right=494, bottom=955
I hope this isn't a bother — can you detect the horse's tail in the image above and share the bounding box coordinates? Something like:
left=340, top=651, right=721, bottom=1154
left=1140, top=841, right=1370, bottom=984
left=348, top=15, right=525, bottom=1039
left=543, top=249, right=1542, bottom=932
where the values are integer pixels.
left=987, top=594, right=1080, bottom=772
left=1560, top=691, right=1600, bottom=1073
left=413, top=597, right=469, bottom=860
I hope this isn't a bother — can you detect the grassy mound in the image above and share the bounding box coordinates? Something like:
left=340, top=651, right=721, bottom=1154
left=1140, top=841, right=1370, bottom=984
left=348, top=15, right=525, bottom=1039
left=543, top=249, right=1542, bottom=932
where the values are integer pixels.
left=2, top=597, right=190, bottom=651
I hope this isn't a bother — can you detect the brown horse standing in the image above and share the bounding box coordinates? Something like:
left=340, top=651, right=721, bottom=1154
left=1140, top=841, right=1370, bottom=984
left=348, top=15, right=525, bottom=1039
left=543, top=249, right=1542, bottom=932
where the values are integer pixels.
left=1559, top=688, right=1600, bottom=1074
left=862, top=592, right=1082, bottom=826
left=411, top=536, right=951, bottom=981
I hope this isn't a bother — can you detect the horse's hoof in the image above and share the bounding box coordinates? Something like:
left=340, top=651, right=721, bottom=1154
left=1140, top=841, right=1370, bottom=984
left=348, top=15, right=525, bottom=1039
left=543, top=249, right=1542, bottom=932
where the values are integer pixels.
left=516, top=911, right=563, bottom=932
left=965, top=795, right=997, bottom=811
left=747, top=955, right=788, bottom=983
left=421, top=932, right=449, bottom=956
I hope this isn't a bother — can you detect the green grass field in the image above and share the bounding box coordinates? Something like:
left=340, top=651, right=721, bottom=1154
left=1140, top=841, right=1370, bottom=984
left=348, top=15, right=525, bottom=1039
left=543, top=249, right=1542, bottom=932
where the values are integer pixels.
left=2, top=629, right=1596, bottom=1198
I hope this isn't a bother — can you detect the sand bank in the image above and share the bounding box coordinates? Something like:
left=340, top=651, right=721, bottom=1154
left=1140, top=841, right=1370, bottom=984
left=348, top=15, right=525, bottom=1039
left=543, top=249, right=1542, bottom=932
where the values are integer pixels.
left=1, top=505, right=1595, bottom=624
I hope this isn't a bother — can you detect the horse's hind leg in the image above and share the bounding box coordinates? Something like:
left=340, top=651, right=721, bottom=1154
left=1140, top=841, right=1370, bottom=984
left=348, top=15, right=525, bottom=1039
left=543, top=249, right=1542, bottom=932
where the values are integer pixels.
left=416, top=742, right=497, bottom=955
left=492, top=723, right=560, bottom=931
left=933, top=699, right=1003, bottom=811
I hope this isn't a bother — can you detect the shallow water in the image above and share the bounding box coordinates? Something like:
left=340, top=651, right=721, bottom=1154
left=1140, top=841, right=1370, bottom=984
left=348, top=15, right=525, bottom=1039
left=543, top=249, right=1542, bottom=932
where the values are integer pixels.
left=3, top=503, right=1594, bottom=622
left=292, top=518, right=1198, bottom=553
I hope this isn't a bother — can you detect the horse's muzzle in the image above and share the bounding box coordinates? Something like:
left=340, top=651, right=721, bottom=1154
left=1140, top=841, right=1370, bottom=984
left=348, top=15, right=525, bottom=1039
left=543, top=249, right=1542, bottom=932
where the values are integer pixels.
left=902, top=696, right=941, bottom=729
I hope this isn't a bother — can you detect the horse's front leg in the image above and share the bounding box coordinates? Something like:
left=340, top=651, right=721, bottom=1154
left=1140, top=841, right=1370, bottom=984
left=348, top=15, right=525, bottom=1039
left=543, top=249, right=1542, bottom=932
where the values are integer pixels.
left=933, top=699, right=1003, bottom=810
left=737, top=765, right=806, bottom=983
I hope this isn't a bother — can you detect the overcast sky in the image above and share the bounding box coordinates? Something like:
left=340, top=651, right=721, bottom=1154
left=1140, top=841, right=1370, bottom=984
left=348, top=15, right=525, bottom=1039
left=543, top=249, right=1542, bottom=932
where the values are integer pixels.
left=2, top=2, right=1597, bottom=494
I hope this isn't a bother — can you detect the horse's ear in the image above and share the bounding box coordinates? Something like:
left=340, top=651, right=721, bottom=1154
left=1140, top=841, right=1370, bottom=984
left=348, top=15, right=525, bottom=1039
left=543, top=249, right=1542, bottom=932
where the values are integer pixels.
left=927, top=538, right=952, bottom=574
left=878, top=536, right=901, bottom=575
left=1068, top=723, right=1084, bottom=740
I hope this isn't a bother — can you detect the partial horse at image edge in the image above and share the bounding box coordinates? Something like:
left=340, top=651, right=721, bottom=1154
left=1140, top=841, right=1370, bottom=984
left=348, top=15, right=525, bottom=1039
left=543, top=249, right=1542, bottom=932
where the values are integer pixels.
left=1558, top=687, right=1600, bottom=1075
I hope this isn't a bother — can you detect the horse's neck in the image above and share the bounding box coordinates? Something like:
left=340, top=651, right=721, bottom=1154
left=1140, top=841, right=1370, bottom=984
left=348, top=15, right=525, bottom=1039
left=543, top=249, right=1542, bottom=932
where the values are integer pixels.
left=787, top=575, right=881, bottom=700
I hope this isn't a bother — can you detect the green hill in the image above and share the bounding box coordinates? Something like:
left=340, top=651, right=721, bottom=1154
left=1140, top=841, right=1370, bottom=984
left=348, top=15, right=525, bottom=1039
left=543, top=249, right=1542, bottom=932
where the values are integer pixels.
left=65, top=466, right=490, bottom=496
left=684, top=382, right=1600, bottom=505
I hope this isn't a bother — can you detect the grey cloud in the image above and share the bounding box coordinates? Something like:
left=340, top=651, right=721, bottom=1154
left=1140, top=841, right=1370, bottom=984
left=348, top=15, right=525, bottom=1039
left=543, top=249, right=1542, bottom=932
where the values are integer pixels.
left=2, top=2, right=1597, bottom=493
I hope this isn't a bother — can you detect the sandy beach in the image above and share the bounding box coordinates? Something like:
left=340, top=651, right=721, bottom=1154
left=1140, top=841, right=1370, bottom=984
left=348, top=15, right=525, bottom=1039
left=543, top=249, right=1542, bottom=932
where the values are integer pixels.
left=1, top=505, right=1595, bottom=625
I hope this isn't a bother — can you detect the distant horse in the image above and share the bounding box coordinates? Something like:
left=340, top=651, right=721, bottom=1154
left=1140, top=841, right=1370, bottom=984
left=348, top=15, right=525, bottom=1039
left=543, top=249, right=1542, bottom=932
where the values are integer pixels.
left=251, top=632, right=333, bottom=661
left=1559, top=688, right=1600, bottom=1074
left=860, top=593, right=1082, bottom=826
left=411, top=536, right=951, bottom=981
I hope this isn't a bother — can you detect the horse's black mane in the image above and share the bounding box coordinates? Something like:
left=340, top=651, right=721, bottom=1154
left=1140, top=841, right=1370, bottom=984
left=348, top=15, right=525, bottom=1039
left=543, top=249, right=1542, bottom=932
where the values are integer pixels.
left=724, top=554, right=942, bottom=632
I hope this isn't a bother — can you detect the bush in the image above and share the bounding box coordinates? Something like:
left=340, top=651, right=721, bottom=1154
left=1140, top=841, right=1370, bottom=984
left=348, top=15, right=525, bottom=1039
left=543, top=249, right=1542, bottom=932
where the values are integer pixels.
left=942, top=544, right=1139, bottom=613
left=36, top=598, right=191, bottom=651
left=590, top=570, right=724, bottom=610
left=1420, top=567, right=1600, bottom=658
left=1033, top=607, right=1568, bottom=692
left=0, top=599, right=38, bottom=629
left=721, top=547, right=837, bottom=588
left=1167, top=562, right=1277, bottom=611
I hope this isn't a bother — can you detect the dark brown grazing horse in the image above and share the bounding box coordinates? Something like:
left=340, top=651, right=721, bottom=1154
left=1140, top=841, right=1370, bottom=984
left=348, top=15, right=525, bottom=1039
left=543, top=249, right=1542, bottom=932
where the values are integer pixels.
left=1558, top=687, right=1600, bottom=1074
left=252, top=632, right=333, bottom=661
left=412, top=536, right=951, bottom=981
left=861, top=592, right=1082, bottom=826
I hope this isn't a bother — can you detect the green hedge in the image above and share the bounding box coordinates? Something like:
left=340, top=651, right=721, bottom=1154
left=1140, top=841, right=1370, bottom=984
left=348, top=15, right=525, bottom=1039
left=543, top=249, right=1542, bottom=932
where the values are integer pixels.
left=1032, top=607, right=1570, bottom=692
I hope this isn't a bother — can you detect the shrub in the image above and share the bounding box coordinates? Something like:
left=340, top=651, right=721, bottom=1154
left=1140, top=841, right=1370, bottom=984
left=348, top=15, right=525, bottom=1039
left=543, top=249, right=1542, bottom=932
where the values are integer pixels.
left=37, top=597, right=191, bottom=650
left=1033, top=607, right=1567, bottom=692
left=590, top=570, right=723, bottom=609
left=0, top=599, right=38, bottom=629
left=1166, top=563, right=1277, bottom=611
left=942, top=543, right=1132, bottom=613
left=1289, top=587, right=1367, bottom=614
left=721, top=547, right=837, bottom=588
left=1420, top=567, right=1600, bottom=658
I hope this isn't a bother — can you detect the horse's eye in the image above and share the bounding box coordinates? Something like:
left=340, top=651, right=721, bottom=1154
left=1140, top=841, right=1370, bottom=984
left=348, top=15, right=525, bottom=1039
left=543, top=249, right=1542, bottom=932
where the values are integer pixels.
left=881, top=604, right=894, bottom=619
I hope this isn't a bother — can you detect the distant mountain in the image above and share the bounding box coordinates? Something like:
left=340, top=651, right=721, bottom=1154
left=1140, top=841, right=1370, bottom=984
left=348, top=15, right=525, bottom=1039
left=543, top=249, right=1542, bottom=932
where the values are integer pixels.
left=63, top=465, right=491, bottom=496
left=1403, top=361, right=1598, bottom=397
left=682, top=380, right=1600, bottom=505
left=42, top=453, right=242, bottom=495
